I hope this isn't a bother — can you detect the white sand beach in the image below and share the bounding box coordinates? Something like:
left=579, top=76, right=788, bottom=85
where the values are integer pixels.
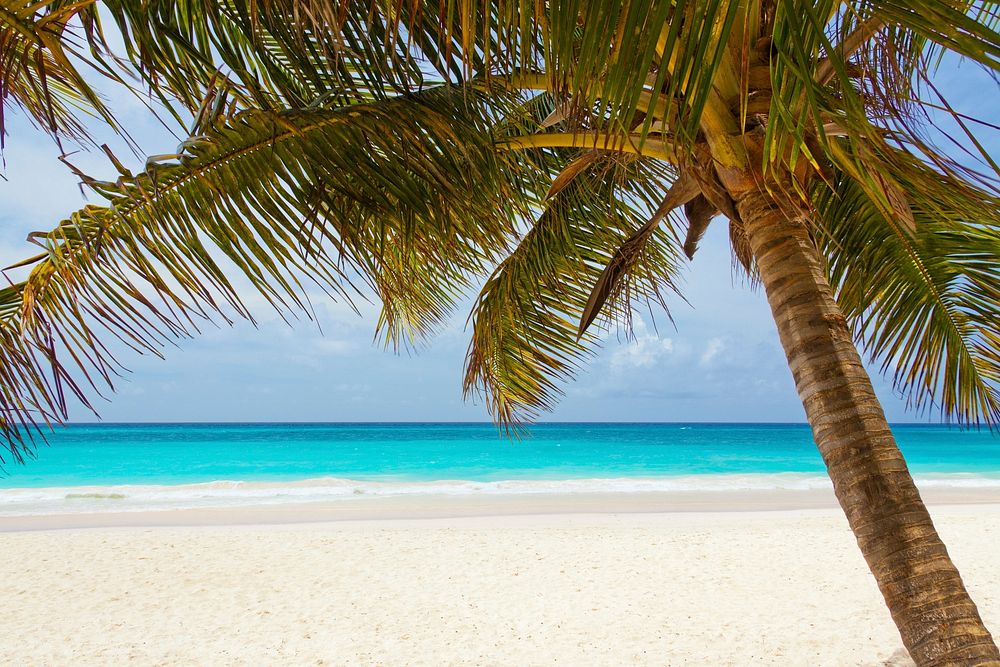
left=2, top=494, right=998, bottom=666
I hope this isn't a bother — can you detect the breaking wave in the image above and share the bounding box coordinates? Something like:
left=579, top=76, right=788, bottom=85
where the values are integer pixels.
left=1, top=472, right=998, bottom=516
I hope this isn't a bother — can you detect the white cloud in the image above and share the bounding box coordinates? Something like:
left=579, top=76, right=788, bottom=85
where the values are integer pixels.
left=311, top=338, right=355, bottom=356
left=609, top=318, right=674, bottom=373
left=700, top=337, right=726, bottom=366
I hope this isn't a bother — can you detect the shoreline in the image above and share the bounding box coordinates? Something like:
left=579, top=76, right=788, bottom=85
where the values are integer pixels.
left=4, top=485, right=999, bottom=532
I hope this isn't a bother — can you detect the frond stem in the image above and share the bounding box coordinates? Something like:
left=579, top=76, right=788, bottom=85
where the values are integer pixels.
left=497, top=133, right=678, bottom=163
left=816, top=17, right=888, bottom=86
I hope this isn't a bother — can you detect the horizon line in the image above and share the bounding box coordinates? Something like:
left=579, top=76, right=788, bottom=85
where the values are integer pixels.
left=58, top=420, right=963, bottom=427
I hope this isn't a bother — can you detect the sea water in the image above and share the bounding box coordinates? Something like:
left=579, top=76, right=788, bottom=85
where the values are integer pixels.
left=1, top=422, right=998, bottom=515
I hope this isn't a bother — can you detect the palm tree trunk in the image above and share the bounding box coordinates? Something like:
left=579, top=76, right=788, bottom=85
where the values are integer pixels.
left=737, top=188, right=1000, bottom=666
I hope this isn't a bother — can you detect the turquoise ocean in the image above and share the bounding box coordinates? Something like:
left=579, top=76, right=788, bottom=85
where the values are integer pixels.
left=1, top=422, right=998, bottom=515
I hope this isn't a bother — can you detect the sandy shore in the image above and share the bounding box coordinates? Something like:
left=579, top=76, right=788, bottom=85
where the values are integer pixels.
left=2, top=497, right=998, bottom=666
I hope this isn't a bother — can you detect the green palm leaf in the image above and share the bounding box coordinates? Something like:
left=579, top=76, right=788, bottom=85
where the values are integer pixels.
left=100, top=0, right=434, bottom=114
left=0, top=0, right=119, bottom=143
left=464, top=152, right=685, bottom=424
left=0, top=85, right=528, bottom=460
left=814, top=150, right=1000, bottom=424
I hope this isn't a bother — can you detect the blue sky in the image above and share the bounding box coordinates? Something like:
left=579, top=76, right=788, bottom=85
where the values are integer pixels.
left=0, top=53, right=995, bottom=424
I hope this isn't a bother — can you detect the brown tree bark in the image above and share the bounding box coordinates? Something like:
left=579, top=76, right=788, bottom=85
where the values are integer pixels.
left=737, top=187, right=1000, bottom=666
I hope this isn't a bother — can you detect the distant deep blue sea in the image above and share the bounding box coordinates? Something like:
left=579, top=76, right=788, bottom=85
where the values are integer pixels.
left=1, top=422, right=998, bottom=515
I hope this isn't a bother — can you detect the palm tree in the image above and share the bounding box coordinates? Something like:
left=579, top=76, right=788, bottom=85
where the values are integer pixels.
left=1, top=1, right=999, bottom=663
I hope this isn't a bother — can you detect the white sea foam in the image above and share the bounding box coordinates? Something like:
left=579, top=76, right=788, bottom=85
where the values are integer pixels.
left=1, top=472, right=998, bottom=517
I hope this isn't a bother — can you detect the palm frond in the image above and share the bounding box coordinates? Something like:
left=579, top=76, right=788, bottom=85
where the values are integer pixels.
left=464, top=152, right=685, bottom=425
left=869, top=1, right=1000, bottom=73
left=0, top=0, right=118, bottom=144
left=579, top=169, right=700, bottom=336
left=765, top=0, right=839, bottom=174
left=109, top=1, right=761, bottom=152
left=0, top=85, right=527, bottom=460
left=764, top=2, right=998, bottom=208
left=100, top=0, right=437, bottom=116
left=814, top=149, right=1000, bottom=424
